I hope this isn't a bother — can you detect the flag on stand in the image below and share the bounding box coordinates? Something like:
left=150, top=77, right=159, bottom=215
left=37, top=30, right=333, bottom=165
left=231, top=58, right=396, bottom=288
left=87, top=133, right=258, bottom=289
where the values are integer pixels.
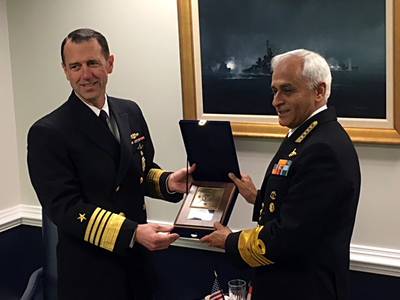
left=209, top=271, right=224, bottom=300
left=246, top=281, right=253, bottom=300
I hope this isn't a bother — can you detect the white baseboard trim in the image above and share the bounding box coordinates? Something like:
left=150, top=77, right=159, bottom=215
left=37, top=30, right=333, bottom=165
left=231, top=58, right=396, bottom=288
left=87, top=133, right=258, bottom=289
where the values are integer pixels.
left=20, top=204, right=42, bottom=227
left=1, top=205, right=399, bottom=277
left=0, top=204, right=42, bottom=232
left=350, top=244, right=400, bottom=277
left=0, top=205, right=22, bottom=232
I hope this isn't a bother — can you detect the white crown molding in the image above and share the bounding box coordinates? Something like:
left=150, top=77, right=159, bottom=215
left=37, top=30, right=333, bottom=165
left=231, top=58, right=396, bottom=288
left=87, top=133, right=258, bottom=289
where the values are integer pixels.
left=1, top=206, right=399, bottom=277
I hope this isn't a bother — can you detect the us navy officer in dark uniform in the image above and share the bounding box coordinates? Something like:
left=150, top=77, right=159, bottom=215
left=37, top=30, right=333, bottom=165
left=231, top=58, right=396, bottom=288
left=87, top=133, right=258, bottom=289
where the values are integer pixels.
left=202, top=49, right=360, bottom=300
left=27, top=28, right=194, bottom=300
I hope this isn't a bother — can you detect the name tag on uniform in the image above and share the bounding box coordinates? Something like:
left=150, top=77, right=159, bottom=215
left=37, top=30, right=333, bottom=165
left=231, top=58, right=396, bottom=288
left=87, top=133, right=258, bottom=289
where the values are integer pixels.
left=272, top=159, right=292, bottom=176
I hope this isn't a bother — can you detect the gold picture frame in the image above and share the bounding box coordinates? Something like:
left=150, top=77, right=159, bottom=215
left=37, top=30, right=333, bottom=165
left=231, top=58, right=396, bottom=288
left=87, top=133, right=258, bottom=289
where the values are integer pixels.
left=177, top=0, right=400, bottom=144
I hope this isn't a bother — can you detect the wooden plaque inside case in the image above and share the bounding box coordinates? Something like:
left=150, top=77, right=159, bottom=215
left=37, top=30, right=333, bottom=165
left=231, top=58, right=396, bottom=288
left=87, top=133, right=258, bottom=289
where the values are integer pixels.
left=173, top=181, right=237, bottom=238
left=175, top=120, right=240, bottom=238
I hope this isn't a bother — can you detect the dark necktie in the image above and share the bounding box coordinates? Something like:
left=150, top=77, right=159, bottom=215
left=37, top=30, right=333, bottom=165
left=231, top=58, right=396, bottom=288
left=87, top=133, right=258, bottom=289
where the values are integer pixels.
left=99, top=109, right=109, bottom=129
left=99, top=110, right=119, bottom=143
left=99, top=109, right=120, bottom=143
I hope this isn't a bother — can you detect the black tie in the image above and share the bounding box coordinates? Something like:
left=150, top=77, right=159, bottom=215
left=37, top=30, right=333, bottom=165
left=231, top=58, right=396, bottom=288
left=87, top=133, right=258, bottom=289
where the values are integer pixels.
left=99, top=110, right=109, bottom=129
left=99, top=110, right=120, bottom=143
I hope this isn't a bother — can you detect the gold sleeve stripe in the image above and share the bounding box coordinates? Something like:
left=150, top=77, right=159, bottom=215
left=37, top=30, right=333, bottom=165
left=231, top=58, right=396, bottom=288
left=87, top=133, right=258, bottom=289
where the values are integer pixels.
left=100, top=213, right=126, bottom=252
left=146, top=168, right=166, bottom=197
left=89, top=209, right=106, bottom=244
left=238, top=226, right=274, bottom=267
left=94, top=211, right=112, bottom=246
left=251, top=239, right=273, bottom=265
left=84, top=207, right=101, bottom=242
left=239, top=227, right=273, bottom=267
left=250, top=229, right=273, bottom=265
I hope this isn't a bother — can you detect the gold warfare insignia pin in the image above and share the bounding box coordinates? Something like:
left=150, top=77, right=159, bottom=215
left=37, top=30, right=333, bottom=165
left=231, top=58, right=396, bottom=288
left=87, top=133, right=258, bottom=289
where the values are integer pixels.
left=78, top=213, right=87, bottom=223
left=288, top=148, right=297, bottom=158
left=130, top=132, right=139, bottom=140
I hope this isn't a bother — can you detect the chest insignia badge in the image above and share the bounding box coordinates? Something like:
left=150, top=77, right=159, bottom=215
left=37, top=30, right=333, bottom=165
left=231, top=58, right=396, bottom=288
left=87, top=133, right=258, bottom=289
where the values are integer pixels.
left=288, top=148, right=297, bottom=158
left=130, top=132, right=139, bottom=140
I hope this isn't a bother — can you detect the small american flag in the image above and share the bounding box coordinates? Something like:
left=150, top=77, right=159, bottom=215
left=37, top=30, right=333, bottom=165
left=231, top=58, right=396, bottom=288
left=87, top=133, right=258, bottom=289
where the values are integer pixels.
left=209, top=271, right=224, bottom=300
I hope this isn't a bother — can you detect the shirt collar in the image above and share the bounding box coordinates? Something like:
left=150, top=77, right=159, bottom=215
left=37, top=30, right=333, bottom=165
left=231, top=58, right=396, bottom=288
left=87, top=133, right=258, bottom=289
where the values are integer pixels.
left=75, top=92, right=110, bottom=117
left=287, top=105, right=328, bottom=137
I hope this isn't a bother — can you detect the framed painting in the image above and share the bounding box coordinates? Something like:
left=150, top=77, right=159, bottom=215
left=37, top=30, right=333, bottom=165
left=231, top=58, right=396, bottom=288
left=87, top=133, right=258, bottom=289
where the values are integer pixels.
left=177, top=0, right=400, bottom=144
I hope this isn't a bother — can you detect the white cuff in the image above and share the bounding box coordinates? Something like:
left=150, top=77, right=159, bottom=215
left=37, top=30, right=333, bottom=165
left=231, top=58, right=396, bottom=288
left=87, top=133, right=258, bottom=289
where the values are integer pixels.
left=129, top=230, right=136, bottom=248
left=165, top=174, right=177, bottom=195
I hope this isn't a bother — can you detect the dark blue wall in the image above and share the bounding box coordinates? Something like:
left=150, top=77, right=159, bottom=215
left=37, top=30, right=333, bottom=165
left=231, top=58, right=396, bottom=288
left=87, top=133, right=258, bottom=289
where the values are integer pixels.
left=152, top=246, right=400, bottom=300
left=0, top=225, right=43, bottom=300
left=1, top=225, right=400, bottom=300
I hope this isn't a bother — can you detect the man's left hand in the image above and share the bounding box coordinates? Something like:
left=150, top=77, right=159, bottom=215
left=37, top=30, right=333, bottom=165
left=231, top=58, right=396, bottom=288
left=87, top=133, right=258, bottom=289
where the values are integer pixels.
left=167, top=164, right=196, bottom=193
left=200, top=222, right=231, bottom=249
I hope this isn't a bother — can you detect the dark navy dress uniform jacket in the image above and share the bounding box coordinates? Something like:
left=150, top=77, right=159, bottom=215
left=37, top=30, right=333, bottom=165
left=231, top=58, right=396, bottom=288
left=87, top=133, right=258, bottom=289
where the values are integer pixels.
left=226, top=107, right=361, bottom=300
left=28, top=92, right=182, bottom=300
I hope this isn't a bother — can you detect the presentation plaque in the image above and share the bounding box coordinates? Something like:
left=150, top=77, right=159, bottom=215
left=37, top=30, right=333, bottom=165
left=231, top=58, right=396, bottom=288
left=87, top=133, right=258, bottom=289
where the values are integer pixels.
left=173, top=120, right=240, bottom=238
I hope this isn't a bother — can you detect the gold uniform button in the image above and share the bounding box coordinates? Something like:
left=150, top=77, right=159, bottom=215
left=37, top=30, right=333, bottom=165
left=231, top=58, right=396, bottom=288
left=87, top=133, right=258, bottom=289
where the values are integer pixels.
left=270, top=191, right=277, bottom=200
left=140, top=177, right=144, bottom=184
left=269, top=202, right=275, bottom=213
left=142, top=203, right=146, bottom=211
left=115, top=185, right=120, bottom=192
left=119, top=212, right=125, bottom=217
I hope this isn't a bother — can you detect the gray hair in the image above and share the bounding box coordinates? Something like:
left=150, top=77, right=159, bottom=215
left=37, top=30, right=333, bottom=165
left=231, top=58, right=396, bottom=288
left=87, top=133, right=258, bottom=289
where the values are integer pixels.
left=271, top=49, right=332, bottom=100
